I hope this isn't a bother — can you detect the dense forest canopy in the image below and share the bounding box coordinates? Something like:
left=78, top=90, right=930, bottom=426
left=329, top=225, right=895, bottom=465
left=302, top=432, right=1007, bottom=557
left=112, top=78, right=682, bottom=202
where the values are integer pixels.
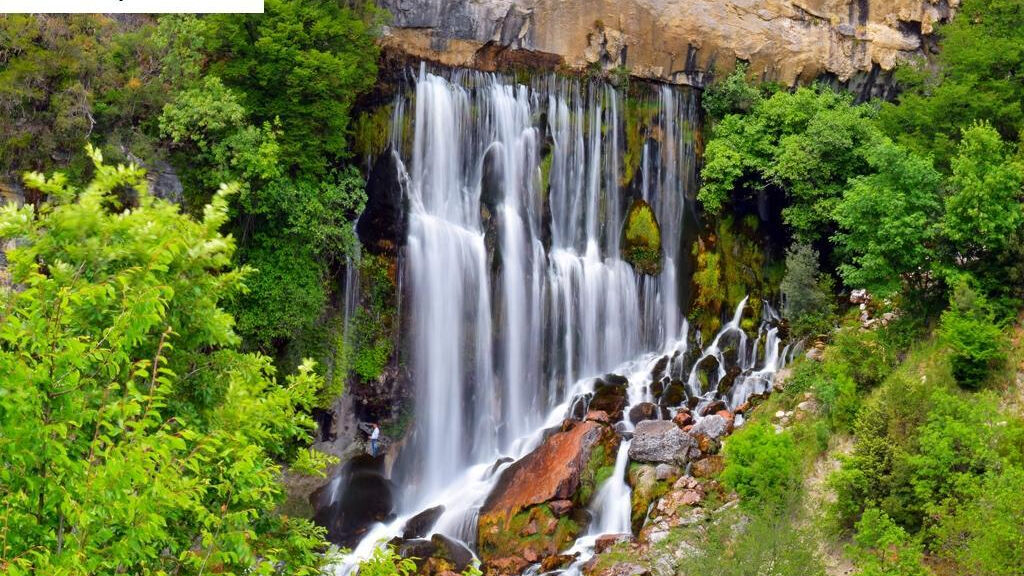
left=1, top=0, right=1024, bottom=574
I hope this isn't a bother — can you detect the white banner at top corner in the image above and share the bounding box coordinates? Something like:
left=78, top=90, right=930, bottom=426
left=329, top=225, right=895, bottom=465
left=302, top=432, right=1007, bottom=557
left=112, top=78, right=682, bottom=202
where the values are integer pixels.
left=0, top=0, right=263, bottom=13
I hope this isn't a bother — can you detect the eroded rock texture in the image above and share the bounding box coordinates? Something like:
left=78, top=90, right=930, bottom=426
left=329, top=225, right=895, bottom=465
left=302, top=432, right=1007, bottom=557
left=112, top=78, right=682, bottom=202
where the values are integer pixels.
left=379, top=0, right=956, bottom=87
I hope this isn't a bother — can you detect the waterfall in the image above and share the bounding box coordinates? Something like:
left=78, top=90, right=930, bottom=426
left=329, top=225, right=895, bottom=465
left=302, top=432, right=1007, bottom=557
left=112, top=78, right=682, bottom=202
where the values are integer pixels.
left=392, top=65, right=699, bottom=510
left=335, top=64, right=789, bottom=574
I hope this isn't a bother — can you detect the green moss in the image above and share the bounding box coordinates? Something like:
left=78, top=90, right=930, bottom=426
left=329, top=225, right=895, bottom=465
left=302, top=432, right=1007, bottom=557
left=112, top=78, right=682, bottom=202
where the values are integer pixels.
left=352, top=104, right=394, bottom=162
left=346, top=253, right=397, bottom=383
left=622, top=96, right=660, bottom=187
left=539, top=151, right=553, bottom=201
left=622, top=199, right=662, bottom=275
left=577, top=443, right=609, bottom=506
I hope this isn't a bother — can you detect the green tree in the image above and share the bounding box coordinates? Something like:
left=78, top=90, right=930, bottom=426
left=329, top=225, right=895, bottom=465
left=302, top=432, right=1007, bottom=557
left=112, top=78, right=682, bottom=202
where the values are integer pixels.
left=780, top=243, right=835, bottom=336
left=0, top=15, right=167, bottom=182
left=159, top=75, right=282, bottom=195
left=832, top=139, right=942, bottom=297
left=0, top=148, right=333, bottom=575
left=933, top=466, right=1024, bottom=576
left=702, top=62, right=764, bottom=121
left=203, top=0, right=382, bottom=176
left=938, top=280, right=1008, bottom=389
left=698, top=87, right=879, bottom=242
left=876, top=0, right=1024, bottom=168
left=849, top=508, right=929, bottom=576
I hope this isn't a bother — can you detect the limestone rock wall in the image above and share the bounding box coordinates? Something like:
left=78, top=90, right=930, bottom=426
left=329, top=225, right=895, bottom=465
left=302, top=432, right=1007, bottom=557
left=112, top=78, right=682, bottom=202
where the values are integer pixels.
left=379, top=0, right=956, bottom=86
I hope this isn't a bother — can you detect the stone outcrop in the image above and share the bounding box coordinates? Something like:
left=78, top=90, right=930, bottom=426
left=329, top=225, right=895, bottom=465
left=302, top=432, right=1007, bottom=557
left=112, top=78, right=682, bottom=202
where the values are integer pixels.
left=478, top=419, right=618, bottom=574
left=628, top=420, right=700, bottom=466
left=378, top=0, right=957, bottom=87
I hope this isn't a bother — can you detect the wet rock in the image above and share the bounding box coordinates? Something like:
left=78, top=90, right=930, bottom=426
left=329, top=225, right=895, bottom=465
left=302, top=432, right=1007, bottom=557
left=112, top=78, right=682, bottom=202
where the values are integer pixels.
left=628, top=420, right=699, bottom=466
left=686, top=396, right=700, bottom=411
left=541, top=553, right=577, bottom=572
left=478, top=420, right=616, bottom=571
left=715, top=410, right=735, bottom=433
left=586, top=410, right=611, bottom=425
left=590, top=377, right=628, bottom=422
left=659, top=380, right=686, bottom=407
left=693, top=355, right=720, bottom=393
left=357, top=148, right=408, bottom=255
left=312, top=455, right=395, bottom=547
left=627, top=464, right=662, bottom=533
left=672, top=409, right=694, bottom=428
left=613, top=421, right=633, bottom=440
left=393, top=537, right=438, bottom=561
left=628, top=402, right=667, bottom=424
left=431, top=534, right=474, bottom=572
left=402, top=505, right=445, bottom=539
left=690, top=455, right=725, bottom=478
left=487, top=456, right=514, bottom=476
left=594, top=533, right=634, bottom=554
left=717, top=364, right=742, bottom=396
left=549, top=499, right=574, bottom=516
left=699, top=400, right=727, bottom=416
left=649, top=355, right=669, bottom=381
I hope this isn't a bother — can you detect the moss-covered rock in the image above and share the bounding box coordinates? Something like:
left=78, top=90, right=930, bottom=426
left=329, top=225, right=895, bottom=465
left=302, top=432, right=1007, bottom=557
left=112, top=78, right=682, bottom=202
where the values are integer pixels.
left=622, top=199, right=662, bottom=275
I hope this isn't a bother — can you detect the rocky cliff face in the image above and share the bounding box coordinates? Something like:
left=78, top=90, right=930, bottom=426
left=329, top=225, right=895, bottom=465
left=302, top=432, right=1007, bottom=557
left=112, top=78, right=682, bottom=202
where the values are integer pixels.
left=379, top=0, right=956, bottom=87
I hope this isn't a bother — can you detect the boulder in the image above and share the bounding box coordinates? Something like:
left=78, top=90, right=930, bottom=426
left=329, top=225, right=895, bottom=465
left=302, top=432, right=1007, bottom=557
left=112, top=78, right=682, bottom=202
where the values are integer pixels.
left=590, top=377, right=628, bottom=422
left=628, top=402, right=668, bottom=424
left=654, top=463, right=682, bottom=482
left=478, top=419, right=616, bottom=572
left=628, top=420, right=699, bottom=466
left=699, top=400, right=727, bottom=416
left=430, top=534, right=474, bottom=572
left=689, top=415, right=729, bottom=454
left=586, top=410, right=611, bottom=425
left=672, top=409, right=694, bottom=428
left=690, top=455, right=725, bottom=478
left=658, top=380, right=686, bottom=407
left=402, top=505, right=445, bottom=539
left=594, top=533, right=634, bottom=554
left=540, top=554, right=577, bottom=572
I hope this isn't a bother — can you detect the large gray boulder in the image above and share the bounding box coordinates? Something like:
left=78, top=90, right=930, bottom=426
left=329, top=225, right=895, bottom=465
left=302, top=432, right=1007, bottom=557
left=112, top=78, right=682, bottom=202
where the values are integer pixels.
left=628, top=420, right=699, bottom=466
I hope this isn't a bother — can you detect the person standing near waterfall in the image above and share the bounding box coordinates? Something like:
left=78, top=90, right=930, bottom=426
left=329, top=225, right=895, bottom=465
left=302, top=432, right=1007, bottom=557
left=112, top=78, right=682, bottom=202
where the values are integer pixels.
left=369, top=423, right=380, bottom=457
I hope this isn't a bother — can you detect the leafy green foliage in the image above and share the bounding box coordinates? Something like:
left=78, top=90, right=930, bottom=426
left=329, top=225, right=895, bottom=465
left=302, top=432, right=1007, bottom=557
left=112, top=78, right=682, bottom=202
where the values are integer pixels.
left=622, top=199, right=662, bottom=275
left=203, top=0, right=381, bottom=177
left=159, top=75, right=283, bottom=192
left=939, top=281, right=1008, bottom=389
left=0, top=15, right=168, bottom=180
left=721, top=423, right=802, bottom=510
left=358, top=545, right=418, bottom=576
left=702, top=62, right=764, bottom=121
left=232, top=233, right=328, bottom=351
left=832, top=139, right=943, bottom=297
left=849, top=508, right=929, bottom=576
left=680, top=507, right=825, bottom=576
left=348, top=253, right=396, bottom=382
left=780, top=243, right=835, bottom=336
left=875, top=0, right=1024, bottom=168
left=933, top=466, right=1024, bottom=576
left=0, top=148, right=333, bottom=575
left=699, top=87, right=878, bottom=242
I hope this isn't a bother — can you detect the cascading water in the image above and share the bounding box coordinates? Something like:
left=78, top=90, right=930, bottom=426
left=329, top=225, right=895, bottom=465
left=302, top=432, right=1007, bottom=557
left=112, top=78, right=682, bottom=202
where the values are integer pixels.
left=335, top=64, right=787, bottom=574
left=391, top=66, right=699, bottom=511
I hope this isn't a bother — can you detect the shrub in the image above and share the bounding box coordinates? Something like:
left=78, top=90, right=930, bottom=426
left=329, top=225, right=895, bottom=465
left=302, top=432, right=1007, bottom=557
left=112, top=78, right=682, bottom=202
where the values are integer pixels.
left=722, top=423, right=802, bottom=510
left=939, top=281, right=1007, bottom=389
left=780, top=243, right=835, bottom=337
left=849, top=508, right=929, bottom=576
left=934, top=466, right=1024, bottom=576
